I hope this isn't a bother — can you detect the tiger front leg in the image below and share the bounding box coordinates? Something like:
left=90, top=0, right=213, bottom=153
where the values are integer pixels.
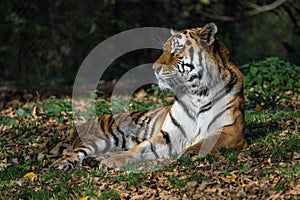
left=101, top=131, right=172, bottom=169
left=50, top=138, right=101, bottom=170
left=50, top=150, right=87, bottom=171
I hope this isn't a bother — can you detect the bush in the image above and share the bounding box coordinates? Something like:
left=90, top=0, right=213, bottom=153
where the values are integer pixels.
left=241, top=57, right=300, bottom=110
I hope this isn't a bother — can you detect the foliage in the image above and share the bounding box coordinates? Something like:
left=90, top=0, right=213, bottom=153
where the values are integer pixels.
left=0, top=1, right=300, bottom=83
left=0, top=57, right=299, bottom=198
left=241, top=57, right=300, bottom=110
left=241, top=57, right=299, bottom=93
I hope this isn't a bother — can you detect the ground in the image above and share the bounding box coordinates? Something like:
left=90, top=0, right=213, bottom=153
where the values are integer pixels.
left=0, top=77, right=299, bottom=199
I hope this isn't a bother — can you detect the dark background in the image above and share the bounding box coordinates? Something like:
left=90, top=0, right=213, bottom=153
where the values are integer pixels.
left=0, top=0, right=299, bottom=85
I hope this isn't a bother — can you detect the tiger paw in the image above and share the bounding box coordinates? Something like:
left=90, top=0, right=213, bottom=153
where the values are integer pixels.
left=101, top=154, right=134, bottom=169
left=50, top=157, right=77, bottom=171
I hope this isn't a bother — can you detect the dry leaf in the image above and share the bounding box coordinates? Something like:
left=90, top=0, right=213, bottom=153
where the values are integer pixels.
left=225, top=173, right=237, bottom=181
left=23, top=172, right=37, bottom=181
left=77, top=196, right=90, bottom=200
left=255, top=104, right=262, bottom=112
left=239, top=183, right=247, bottom=188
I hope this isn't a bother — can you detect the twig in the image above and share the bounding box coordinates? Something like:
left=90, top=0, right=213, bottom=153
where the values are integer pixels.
left=198, top=0, right=288, bottom=21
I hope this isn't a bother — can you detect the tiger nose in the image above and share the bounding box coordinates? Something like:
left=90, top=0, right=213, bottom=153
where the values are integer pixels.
left=153, top=64, right=162, bottom=74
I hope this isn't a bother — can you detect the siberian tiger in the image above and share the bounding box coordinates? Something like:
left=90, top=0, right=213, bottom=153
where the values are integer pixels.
left=39, top=22, right=248, bottom=170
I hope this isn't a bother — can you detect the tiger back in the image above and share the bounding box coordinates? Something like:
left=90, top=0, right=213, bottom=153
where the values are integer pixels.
left=39, top=22, right=248, bottom=170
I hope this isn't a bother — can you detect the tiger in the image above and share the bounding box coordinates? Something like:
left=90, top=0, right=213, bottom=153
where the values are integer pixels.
left=39, top=22, right=248, bottom=170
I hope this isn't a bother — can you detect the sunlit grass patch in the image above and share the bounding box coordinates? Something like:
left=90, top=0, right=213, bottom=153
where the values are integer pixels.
left=0, top=57, right=299, bottom=199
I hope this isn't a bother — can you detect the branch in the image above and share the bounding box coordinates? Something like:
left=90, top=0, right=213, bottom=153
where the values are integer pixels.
left=244, top=0, right=287, bottom=17
left=198, top=0, right=288, bottom=22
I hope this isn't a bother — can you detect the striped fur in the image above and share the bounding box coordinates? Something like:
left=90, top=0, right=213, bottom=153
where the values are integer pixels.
left=40, top=23, right=248, bottom=170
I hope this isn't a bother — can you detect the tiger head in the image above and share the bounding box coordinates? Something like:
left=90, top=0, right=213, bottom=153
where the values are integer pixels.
left=153, top=23, right=231, bottom=96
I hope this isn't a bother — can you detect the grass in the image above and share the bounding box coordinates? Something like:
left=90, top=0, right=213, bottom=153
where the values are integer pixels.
left=0, top=57, right=299, bottom=199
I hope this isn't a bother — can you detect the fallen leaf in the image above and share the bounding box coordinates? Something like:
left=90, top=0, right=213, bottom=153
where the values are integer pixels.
left=278, top=130, right=288, bottom=137
left=23, top=172, right=37, bottom=181
left=255, top=104, right=262, bottom=112
left=197, top=180, right=208, bottom=191
left=239, top=183, right=247, bottom=188
left=77, top=196, right=90, bottom=200
left=293, top=152, right=300, bottom=159
left=225, top=173, right=237, bottom=181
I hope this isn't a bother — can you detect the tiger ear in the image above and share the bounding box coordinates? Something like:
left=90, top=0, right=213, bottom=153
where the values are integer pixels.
left=200, top=22, right=218, bottom=46
left=170, top=28, right=177, bottom=35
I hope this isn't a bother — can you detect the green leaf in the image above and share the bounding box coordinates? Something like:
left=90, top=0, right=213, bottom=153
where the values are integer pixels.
left=1, top=117, right=16, bottom=126
left=16, top=108, right=28, bottom=117
left=271, top=78, right=280, bottom=86
left=256, top=74, right=263, bottom=86
left=89, top=23, right=97, bottom=34
left=250, top=67, right=258, bottom=76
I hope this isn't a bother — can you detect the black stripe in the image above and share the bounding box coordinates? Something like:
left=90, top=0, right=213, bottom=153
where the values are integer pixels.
left=189, top=47, right=194, bottom=63
left=116, top=126, right=126, bottom=149
left=73, top=149, right=88, bottom=157
left=138, top=116, right=150, bottom=126
left=169, top=111, right=187, bottom=138
left=206, top=105, right=234, bottom=133
left=100, top=117, right=109, bottom=138
left=183, top=63, right=195, bottom=71
left=177, top=62, right=184, bottom=73
left=188, top=72, right=202, bottom=82
left=224, top=74, right=237, bottom=93
left=222, top=123, right=235, bottom=128
left=130, top=110, right=148, bottom=125
left=81, top=141, right=97, bottom=154
left=142, top=109, right=157, bottom=139
left=58, top=145, right=68, bottom=153
left=106, top=115, right=114, bottom=131
left=174, top=94, right=178, bottom=101
left=129, top=110, right=142, bottom=118
left=169, top=111, right=180, bottom=127
left=160, top=130, right=170, bottom=144
left=210, top=89, right=226, bottom=106
left=132, top=136, right=140, bottom=144
left=196, top=87, right=209, bottom=96
left=142, top=117, right=151, bottom=139
left=189, top=32, right=196, bottom=40
left=135, top=110, right=149, bottom=124
left=221, top=113, right=240, bottom=130
left=209, top=78, right=239, bottom=110
left=215, top=41, right=238, bottom=94
left=149, top=141, right=159, bottom=158
left=222, top=121, right=236, bottom=129
left=145, top=107, right=167, bottom=139
left=198, top=49, right=203, bottom=67
left=227, top=96, right=238, bottom=106
left=145, top=111, right=161, bottom=139
left=106, top=115, right=119, bottom=146
left=83, top=145, right=95, bottom=154
left=198, top=101, right=212, bottom=114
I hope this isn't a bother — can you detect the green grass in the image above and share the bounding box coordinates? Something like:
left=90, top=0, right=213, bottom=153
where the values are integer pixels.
left=0, top=57, right=299, bottom=199
left=1, top=98, right=298, bottom=199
